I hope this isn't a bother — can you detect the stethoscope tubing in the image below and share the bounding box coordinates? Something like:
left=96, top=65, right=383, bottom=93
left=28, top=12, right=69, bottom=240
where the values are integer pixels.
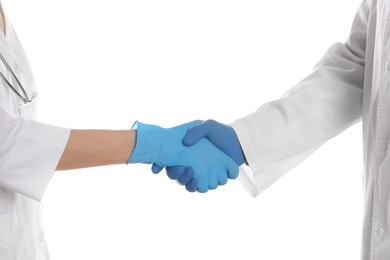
left=0, top=51, right=32, bottom=104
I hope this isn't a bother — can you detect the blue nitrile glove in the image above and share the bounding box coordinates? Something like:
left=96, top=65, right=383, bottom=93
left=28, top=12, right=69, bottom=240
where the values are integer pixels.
left=183, top=119, right=246, bottom=166
left=153, top=119, right=244, bottom=186
left=128, top=121, right=239, bottom=193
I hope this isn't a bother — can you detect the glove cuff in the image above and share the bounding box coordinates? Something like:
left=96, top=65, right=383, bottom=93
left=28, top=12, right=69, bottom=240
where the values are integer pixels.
left=127, top=121, right=163, bottom=164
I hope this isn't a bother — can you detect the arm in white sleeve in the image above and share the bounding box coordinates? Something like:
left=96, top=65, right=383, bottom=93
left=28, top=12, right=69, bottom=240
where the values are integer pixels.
left=0, top=106, right=71, bottom=201
left=230, top=0, right=370, bottom=196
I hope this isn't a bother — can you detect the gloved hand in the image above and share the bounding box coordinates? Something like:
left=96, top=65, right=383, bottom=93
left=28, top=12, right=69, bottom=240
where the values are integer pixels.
left=183, top=119, right=246, bottom=165
left=128, top=120, right=239, bottom=192
left=151, top=165, right=198, bottom=192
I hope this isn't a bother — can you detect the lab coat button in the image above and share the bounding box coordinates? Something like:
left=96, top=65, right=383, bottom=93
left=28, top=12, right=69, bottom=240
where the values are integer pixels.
left=377, top=226, right=384, bottom=237
left=380, top=144, right=388, bottom=153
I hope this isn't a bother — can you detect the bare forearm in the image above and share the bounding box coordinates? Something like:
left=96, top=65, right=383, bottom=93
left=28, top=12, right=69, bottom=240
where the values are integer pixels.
left=56, top=129, right=136, bottom=171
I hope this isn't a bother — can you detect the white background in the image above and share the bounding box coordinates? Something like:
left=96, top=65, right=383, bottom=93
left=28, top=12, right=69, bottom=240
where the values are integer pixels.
left=4, top=0, right=364, bottom=259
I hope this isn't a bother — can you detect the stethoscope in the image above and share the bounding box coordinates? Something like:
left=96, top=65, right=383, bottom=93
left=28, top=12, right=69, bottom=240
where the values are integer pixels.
left=0, top=51, right=36, bottom=104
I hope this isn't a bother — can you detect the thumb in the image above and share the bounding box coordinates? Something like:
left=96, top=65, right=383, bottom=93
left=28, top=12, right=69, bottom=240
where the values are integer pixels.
left=151, top=163, right=164, bottom=174
left=183, top=122, right=209, bottom=146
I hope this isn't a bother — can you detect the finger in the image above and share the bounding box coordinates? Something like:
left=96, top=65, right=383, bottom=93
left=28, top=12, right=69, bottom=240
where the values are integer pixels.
left=227, top=159, right=239, bottom=180
left=186, top=178, right=198, bottom=192
left=166, top=166, right=187, bottom=180
left=151, top=163, right=164, bottom=174
left=197, top=178, right=209, bottom=193
left=218, top=173, right=228, bottom=186
left=183, top=121, right=209, bottom=146
left=197, top=185, right=209, bottom=193
left=209, top=174, right=219, bottom=190
left=178, top=168, right=195, bottom=185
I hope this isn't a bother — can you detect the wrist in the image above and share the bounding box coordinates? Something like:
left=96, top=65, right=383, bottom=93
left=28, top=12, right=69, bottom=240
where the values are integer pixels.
left=127, top=122, right=167, bottom=165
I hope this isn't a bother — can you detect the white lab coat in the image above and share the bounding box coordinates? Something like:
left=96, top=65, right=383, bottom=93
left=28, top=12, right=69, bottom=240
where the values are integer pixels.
left=231, top=0, right=388, bottom=259
left=0, top=10, right=70, bottom=260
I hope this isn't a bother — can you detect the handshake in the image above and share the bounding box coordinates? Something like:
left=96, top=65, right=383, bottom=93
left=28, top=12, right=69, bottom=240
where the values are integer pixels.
left=128, top=120, right=246, bottom=193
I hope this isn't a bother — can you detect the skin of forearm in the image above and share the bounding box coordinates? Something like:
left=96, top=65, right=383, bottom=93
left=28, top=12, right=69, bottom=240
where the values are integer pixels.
left=56, top=129, right=136, bottom=171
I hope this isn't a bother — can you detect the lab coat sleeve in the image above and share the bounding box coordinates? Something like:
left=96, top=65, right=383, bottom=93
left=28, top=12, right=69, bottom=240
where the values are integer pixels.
left=230, top=0, right=370, bottom=197
left=0, top=106, right=71, bottom=201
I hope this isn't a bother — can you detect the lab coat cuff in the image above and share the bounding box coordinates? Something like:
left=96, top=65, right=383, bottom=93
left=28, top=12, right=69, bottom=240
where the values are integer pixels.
left=1, top=119, right=71, bottom=201
left=230, top=121, right=262, bottom=197
left=231, top=120, right=328, bottom=198
left=237, top=165, right=258, bottom=197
